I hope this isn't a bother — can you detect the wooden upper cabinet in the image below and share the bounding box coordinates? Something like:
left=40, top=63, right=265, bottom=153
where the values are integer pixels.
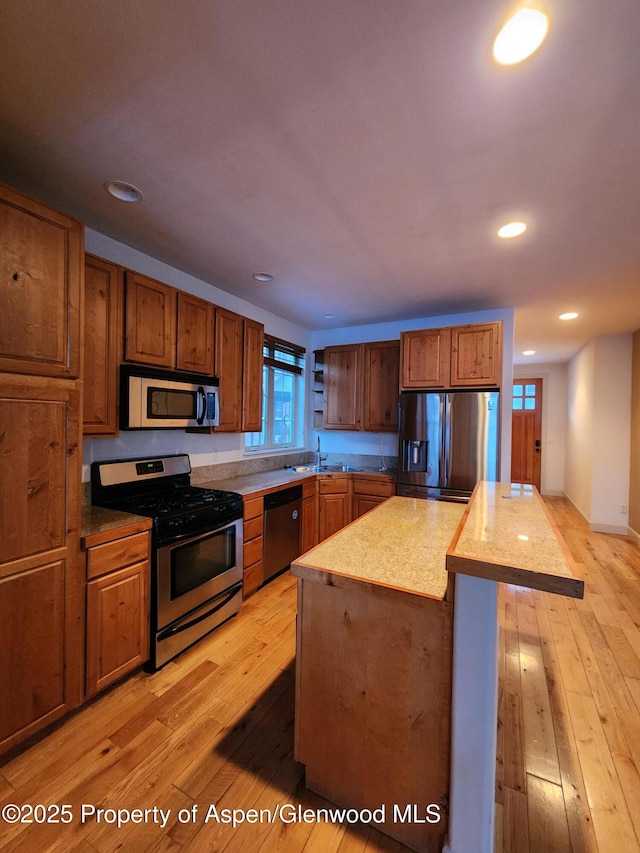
left=124, top=271, right=176, bottom=367
left=176, top=291, right=214, bottom=375
left=215, top=307, right=244, bottom=431
left=242, top=317, right=264, bottom=432
left=323, top=341, right=399, bottom=432
left=83, top=254, right=122, bottom=436
left=0, top=183, right=83, bottom=378
left=400, top=328, right=450, bottom=390
left=362, top=340, right=400, bottom=432
left=324, top=344, right=362, bottom=430
left=450, top=322, right=502, bottom=387
left=400, top=322, right=502, bottom=390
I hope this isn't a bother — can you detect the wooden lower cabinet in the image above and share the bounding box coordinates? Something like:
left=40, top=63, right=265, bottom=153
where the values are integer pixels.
left=295, top=573, right=452, bottom=853
left=352, top=476, right=395, bottom=519
left=318, top=476, right=352, bottom=542
left=0, top=377, right=84, bottom=755
left=85, top=531, right=150, bottom=698
left=301, top=480, right=318, bottom=553
left=242, top=495, right=264, bottom=596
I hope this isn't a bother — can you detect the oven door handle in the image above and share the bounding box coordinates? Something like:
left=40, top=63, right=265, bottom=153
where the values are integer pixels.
left=157, top=584, right=242, bottom=640
left=196, top=386, right=206, bottom=425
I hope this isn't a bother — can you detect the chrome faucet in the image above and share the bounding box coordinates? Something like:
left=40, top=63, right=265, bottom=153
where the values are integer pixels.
left=316, top=436, right=327, bottom=468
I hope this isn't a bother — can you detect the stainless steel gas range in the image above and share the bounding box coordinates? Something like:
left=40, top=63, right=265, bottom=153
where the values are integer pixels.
left=91, top=454, right=243, bottom=670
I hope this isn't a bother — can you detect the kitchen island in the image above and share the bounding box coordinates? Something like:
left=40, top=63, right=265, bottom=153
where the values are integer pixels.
left=291, top=483, right=584, bottom=853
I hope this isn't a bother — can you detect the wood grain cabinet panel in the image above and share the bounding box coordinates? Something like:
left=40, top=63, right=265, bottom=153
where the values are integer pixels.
left=301, top=480, right=318, bottom=554
left=176, top=291, right=214, bottom=375
left=83, top=254, right=122, bottom=436
left=242, top=494, right=264, bottom=596
left=400, top=322, right=503, bottom=390
left=0, top=183, right=83, bottom=378
left=0, top=377, right=83, bottom=756
left=215, top=307, right=244, bottom=431
left=362, top=340, right=400, bottom=431
left=86, top=560, right=149, bottom=697
left=450, top=322, right=502, bottom=387
left=318, top=477, right=352, bottom=542
left=352, top=477, right=394, bottom=520
left=124, top=271, right=176, bottom=367
left=242, top=317, right=264, bottom=432
left=322, top=341, right=399, bottom=433
left=400, top=328, right=450, bottom=389
left=323, top=344, right=362, bottom=430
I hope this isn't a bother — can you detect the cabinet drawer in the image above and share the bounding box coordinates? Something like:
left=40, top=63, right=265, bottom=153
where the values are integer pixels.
left=352, top=479, right=395, bottom=497
left=87, top=532, right=150, bottom=580
left=318, top=477, right=349, bottom=495
left=243, top=515, right=263, bottom=542
left=243, top=560, right=263, bottom=597
left=302, top=480, right=317, bottom=499
left=244, top=536, right=263, bottom=568
left=243, top=496, right=264, bottom=521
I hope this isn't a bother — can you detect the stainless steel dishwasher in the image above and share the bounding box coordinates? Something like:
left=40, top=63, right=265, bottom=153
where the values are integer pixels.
left=263, top=485, right=302, bottom=582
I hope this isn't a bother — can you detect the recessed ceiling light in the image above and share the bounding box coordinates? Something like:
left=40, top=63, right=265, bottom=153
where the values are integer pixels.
left=253, top=272, right=274, bottom=283
left=323, top=313, right=335, bottom=319
left=497, top=221, right=527, bottom=239
left=493, top=8, right=549, bottom=65
left=522, top=350, right=536, bottom=356
left=559, top=312, right=579, bottom=320
left=104, top=180, right=143, bottom=202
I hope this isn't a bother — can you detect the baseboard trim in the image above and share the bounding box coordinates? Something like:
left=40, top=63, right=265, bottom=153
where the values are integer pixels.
left=628, top=526, right=640, bottom=546
left=588, top=522, right=629, bottom=535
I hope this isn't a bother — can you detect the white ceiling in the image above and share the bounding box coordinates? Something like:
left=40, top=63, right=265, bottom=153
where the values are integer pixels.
left=1, top=0, right=639, bottom=362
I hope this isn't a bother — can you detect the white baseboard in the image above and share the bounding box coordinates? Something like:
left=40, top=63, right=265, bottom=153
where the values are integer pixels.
left=540, top=489, right=564, bottom=497
left=628, top=526, right=640, bottom=546
left=588, top=521, right=629, bottom=535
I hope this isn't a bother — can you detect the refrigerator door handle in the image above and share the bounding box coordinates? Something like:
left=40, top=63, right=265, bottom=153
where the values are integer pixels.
left=439, top=394, right=447, bottom=489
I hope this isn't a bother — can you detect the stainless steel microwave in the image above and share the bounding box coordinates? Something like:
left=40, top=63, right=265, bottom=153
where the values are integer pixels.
left=120, top=365, right=220, bottom=429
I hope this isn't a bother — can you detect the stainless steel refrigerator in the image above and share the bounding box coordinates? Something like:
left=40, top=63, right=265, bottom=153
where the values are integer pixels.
left=397, top=391, right=500, bottom=502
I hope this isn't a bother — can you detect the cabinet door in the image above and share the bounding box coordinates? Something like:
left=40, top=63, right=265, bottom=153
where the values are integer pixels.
left=86, top=561, right=149, bottom=697
left=176, top=291, right=214, bottom=375
left=353, top=495, right=388, bottom=519
left=0, top=183, right=83, bottom=378
left=83, top=254, right=122, bottom=436
left=318, top=492, right=351, bottom=542
left=242, top=318, right=264, bottom=432
left=400, top=328, right=450, bottom=390
left=363, top=340, right=400, bottom=432
left=214, top=307, right=244, bottom=431
left=450, top=323, right=502, bottom=387
left=124, top=271, right=176, bottom=367
left=324, top=344, right=362, bottom=430
left=0, top=378, right=83, bottom=754
left=301, top=490, right=318, bottom=553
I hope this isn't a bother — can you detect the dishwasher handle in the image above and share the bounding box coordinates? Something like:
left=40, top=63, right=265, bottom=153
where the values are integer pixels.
left=264, top=485, right=303, bottom=510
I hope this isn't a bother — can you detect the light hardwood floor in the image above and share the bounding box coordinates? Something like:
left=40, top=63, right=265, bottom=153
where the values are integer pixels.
left=495, top=497, right=640, bottom=853
left=0, top=497, right=639, bottom=852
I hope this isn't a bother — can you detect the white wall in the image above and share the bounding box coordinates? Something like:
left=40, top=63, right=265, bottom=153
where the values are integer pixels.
left=513, top=362, right=568, bottom=495
left=311, top=309, right=515, bottom=480
left=565, top=334, right=632, bottom=532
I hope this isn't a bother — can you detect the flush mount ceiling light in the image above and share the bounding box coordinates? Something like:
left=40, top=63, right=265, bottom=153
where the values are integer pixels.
left=497, top=221, right=527, bottom=239
left=522, top=350, right=536, bottom=356
left=103, top=180, right=143, bottom=202
left=559, top=312, right=579, bottom=320
left=323, top=313, right=336, bottom=319
left=253, top=272, right=274, bottom=283
left=493, top=8, right=550, bottom=65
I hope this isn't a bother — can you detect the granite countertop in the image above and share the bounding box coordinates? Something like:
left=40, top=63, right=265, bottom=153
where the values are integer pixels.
left=447, top=481, right=584, bottom=598
left=291, top=496, right=465, bottom=601
left=81, top=505, right=152, bottom=549
left=198, top=467, right=395, bottom=497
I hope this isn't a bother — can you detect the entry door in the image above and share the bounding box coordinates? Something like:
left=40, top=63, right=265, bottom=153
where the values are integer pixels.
left=511, top=379, right=542, bottom=489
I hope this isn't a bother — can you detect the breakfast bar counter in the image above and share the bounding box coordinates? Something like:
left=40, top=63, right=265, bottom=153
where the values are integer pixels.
left=291, top=484, right=583, bottom=853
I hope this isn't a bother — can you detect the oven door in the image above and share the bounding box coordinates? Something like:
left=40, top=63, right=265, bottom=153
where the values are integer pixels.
left=156, top=518, right=242, bottom=630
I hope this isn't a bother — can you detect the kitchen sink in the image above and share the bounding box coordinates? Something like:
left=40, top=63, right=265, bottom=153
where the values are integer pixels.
left=286, top=464, right=362, bottom=473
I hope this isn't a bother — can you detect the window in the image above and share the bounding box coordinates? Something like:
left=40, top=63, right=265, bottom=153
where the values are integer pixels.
left=245, top=335, right=305, bottom=452
left=512, top=383, right=537, bottom=411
